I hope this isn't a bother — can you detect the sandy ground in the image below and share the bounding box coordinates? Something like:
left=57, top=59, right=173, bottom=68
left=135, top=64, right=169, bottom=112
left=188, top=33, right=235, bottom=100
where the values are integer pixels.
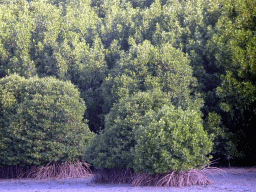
left=0, top=167, right=256, bottom=192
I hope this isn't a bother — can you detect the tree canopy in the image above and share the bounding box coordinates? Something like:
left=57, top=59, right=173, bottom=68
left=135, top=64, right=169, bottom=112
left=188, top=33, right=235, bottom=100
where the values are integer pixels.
left=1, top=0, right=255, bottom=167
left=0, top=74, right=95, bottom=166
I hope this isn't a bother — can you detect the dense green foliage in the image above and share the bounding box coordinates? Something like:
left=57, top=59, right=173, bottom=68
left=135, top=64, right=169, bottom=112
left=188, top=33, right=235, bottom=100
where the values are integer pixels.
left=133, top=105, right=213, bottom=173
left=214, top=0, right=256, bottom=161
left=0, top=74, right=95, bottom=166
left=1, top=0, right=255, bottom=168
left=84, top=90, right=212, bottom=172
left=100, top=40, right=203, bottom=119
left=84, top=90, right=172, bottom=169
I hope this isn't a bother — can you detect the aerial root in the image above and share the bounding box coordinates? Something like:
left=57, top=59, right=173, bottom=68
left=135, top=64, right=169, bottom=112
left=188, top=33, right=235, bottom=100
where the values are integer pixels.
left=132, top=169, right=213, bottom=187
left=24, top=161, right=92, bottom=179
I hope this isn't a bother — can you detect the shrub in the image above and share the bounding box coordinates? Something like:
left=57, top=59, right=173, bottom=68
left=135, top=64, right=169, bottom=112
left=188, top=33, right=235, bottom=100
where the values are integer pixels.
left=132, top=104, right=213, bottom=186
left=84, top=88, right=213, bottom=186
left=83, top=89, right=171, bottom=169
left=0, top=74, right=95, bottom=166
left=133, top=104, right=213, bottom=174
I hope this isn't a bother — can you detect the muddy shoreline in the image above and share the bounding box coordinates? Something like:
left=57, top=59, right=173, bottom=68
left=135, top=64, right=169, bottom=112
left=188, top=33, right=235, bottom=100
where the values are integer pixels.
left=0, top=167, right=255, bottom=192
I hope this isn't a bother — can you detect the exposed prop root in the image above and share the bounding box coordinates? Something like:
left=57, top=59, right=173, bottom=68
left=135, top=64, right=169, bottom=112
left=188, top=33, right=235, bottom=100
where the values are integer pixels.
left=23, top=161, right=92, bottom=179
left=132, top=172, right=164, bottom=186
left=92, top=168, right=136, bottom=184
left=92, top=167, right=215, bottom=187
left=132, top=168, right=214, bottom=187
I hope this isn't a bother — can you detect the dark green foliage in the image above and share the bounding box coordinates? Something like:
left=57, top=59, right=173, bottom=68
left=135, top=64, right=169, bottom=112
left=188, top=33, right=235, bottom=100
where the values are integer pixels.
left=0, top=0, right=36, bottom=78
left=133, top=105, right=213, bottom=173
left=101, top=40, right=202, bottom=115
left=84, top=89, right=212, bottom=173
left=213, top=0, right=256, bottom=164
left=0, top=74, right=95, bottom=166
left=84, top=90, right=172, bottom=169
left=1, top=0, right=255, bottom=167
left=0, top=0, right=107, bottom=133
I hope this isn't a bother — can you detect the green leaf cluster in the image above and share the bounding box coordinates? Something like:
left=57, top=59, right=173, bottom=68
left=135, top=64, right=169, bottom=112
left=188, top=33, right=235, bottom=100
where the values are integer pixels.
left=101, top=40, right=202, bottom=114
left=84, top=89, right=212, bottom=172
left=1, top=0, right=255, bottom=167
left=0, top=74, right=95, bottom=166
left=134, top=105, right=213, bottom=173
left=84, top=90, right=171, bottom=169
left=213, top=0, right=256, bottom=161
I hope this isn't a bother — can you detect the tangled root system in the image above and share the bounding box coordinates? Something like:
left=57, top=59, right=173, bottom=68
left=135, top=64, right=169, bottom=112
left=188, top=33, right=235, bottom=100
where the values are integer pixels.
left=133, top=168, right=214, bottom=187
left=92, top=167, right=215, bottom=187
left=24, top=161, right=92, bottom=179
